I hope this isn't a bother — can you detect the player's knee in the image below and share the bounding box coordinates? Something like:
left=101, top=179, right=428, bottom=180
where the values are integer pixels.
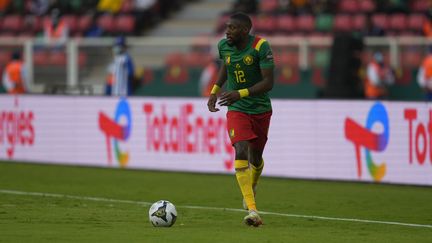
left=249, top=158, right=262, bottom=168
left=249, top=149, right=263, bottom=167
left=235, top=150, right=248, bottom=160
left=234, top=141, right=248, bottom=160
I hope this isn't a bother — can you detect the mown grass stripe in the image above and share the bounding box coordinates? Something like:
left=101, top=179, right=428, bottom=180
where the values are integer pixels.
left=1, top=189, right=431, bottom=229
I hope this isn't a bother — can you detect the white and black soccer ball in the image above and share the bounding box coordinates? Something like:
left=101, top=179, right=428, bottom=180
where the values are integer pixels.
left=148, top=200, right=177, bottom=227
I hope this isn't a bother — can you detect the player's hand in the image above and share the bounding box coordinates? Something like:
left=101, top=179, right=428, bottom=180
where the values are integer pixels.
left=218, top=91, right=240, bottom=106
left=207, top=94, right=219, bottom=112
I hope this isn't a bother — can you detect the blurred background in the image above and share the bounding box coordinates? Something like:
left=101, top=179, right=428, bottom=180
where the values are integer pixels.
left=0, top=0, right=431, bottom=100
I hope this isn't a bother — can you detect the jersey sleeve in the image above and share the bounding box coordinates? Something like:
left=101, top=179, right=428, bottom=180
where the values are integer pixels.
left=258, top=41, right=274, bottom=69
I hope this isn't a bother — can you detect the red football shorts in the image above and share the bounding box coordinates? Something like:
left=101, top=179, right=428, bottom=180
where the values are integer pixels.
left=226, top=110, right=272, bottom=150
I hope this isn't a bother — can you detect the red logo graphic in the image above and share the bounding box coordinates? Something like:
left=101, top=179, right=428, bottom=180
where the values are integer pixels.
left=143, top=103, right=234, bottom=170
left=99, top=98, right=131, bottom=167
left=0, top=97, right=35, bottom=159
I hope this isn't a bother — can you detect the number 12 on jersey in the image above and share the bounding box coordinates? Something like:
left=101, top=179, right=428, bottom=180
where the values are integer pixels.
left=234, top=70, right=246, bottom=83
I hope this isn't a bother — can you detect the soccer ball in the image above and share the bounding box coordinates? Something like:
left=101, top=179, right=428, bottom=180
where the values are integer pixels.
left=148, top=200, right=177, bottom=227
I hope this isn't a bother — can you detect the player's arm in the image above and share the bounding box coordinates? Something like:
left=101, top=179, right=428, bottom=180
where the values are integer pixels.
left=218, top=67, right=273, bottom=106
left=244, top=41, right=274, bottom=96
left=245, top=67, right=274, bottom=96
left=207, top=63, right=227, bottom=112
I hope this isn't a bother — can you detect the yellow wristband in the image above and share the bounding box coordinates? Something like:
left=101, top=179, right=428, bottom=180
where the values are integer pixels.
left=238, top=88, right=249, bottom=98
left=210, top=84, right=220, bottom=95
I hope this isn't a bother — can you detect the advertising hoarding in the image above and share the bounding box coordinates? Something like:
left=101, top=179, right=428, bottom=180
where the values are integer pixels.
left=0, top=95, right=431, bottom=186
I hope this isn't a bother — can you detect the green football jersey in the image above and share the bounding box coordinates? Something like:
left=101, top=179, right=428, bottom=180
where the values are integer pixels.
left=218, top=35, right=274, bottom=114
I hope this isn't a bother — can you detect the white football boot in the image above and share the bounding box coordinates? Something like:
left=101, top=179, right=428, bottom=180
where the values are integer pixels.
left=243, top=210, right=263, bottom=227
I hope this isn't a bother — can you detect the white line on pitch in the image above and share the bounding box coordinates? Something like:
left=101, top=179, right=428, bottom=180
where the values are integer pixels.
left=1, top=189, right=431, bottom=229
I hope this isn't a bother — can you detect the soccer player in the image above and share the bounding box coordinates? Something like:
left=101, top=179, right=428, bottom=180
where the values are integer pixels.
left=207, top=12, right=274, bottom=227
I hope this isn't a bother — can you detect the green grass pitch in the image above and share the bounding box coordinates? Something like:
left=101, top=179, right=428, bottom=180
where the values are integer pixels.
left=0, top=161, right=431, bottom=242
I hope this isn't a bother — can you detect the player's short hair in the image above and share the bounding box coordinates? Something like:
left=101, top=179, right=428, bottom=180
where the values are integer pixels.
left=230, top=12, right=252, bottom=31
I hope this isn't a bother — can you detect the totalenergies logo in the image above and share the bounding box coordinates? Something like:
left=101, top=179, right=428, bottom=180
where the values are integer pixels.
left=99, top=98, right=132, bottom=167
left=344, top=102, right=389, bottom=182
left=0, top=97, right=35, bottom=159
left=143, top=103, right=234, bottom=170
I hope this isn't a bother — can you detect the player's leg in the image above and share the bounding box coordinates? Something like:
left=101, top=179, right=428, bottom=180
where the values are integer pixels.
left=243, top=148, right=263, bottom=227
left=234, top=141, right=256, bottom=212
left=242, top=111, right=272, bottom=226
left=235, top=142, right=263, bottom=227
left=249, top=148, right=264, bottom=194
left=227, top=111, right=262, bottom=226
left=249, top=111, right=272, bottom=197
left=242, top=148, right=263, bottom=210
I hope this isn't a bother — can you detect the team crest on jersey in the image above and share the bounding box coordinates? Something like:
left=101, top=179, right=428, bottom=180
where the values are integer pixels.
left=225, top=56, right=231, bottom=65
left=229, top=128, right=235, bottom=138
left=243, top=55, right=253, bottom=65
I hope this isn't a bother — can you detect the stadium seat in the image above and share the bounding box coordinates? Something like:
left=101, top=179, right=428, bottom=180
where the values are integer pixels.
left=165, top=52, right=185, bottom=66
left=2, top=15, right=23, bottom=33
left=401, top=49, right=423, bottom=68
left=115, top=15, right=136, bottom=34
left=358, top=0, right=375, bottom=13
left=78, top=51, right=88, bottom=67
left=275, top=52, right=299, bottom=67
left=120, top=0, right=133, bottom=13
left=352, top=15, right=366, bottom=31
left=184, top=51, right=213, bottom=68
left=315, top=14, right=333, bottom=32
left=388, top=14, right=407, bottom=31
left=276, top=62, right=300, bottom=84
left=411, top=0, right=430, bottom=12
left=259, top=0, right=279, bottom=13
left=395, top=67, right=412, bottom=85
left=164, top=65, right=189, bottom=84
left=254, top=15, right=277, bottom=35
left=371, top=14, right=389, bottom=31
left=333, top=15, right=352, bottom=32
left=408, top=14, right=425, bottom=32
left=277, top=15, right=295, bottom=33
left=312, top=50, right=330, bottom=68
left=312, top=68, right=326, bottom=87
left=0, top=51, right=11, bottom=65
left=33, top=50, right=50, bottom=66
left=273, top=50, right=300, bottom=79
left=19, top=15, right=41, bottom=35
left=97, top=14, right=115, bottom=34
left=339, top=0, right=358, bottom=13
left=137, top=66, right=155, bottom=85
left=296, top=15, right=315, bottom=33
left=62, top=15, right=79, bottom=35
left=49, top=52, right=67, bottom=66
left=77, top=15, right=93, bottom=34
left=40, top=15, right=51, bottom=30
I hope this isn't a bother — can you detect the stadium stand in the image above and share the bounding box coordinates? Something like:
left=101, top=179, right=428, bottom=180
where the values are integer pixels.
left=0, top=0, right=198, bottom=94
left=197, top=0, right=431, bottom=100
left=0, top=0, right=431, bottom=100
